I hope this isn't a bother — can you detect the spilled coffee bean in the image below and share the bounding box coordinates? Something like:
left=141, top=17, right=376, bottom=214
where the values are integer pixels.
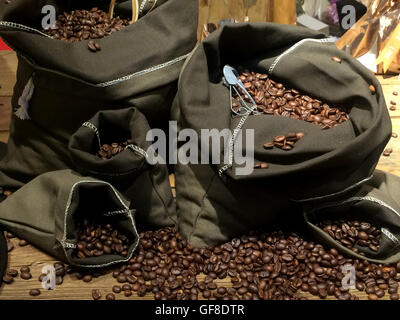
left=75, top=218, right=131, bottom=259
left=232, top=70, right=350, bottom=129
left=29, top=289, right=41, bottom=297
left=317, top=220, right=381, bottom=254
left=92, top=289, right=102, bottom=300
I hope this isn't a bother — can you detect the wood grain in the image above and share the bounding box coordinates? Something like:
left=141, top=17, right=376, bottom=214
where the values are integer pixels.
left=0, top=51, right=17, bottom=97
left=197, top=0, right=296, bottom=41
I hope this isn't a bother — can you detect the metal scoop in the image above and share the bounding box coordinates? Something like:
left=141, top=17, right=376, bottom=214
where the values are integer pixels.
left=223, top=65, right=257, bottom=116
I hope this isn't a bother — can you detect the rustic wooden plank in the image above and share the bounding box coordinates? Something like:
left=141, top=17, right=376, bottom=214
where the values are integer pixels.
left=0, top=51, right=17, bottom=97
left=197, top=0, right=295, bottom=41
left=376, top=117, right=400, bottom=176
left=0, top=131, right=9, bottom=143
left=0, top=237, right=389, bottom=300
left=0, top=96, right=11, bottom=132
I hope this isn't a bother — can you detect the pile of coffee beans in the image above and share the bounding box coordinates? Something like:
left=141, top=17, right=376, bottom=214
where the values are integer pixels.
left=43, top=8, right=130, bottom=42
left=3, top=225, right=400, bottom=300
left=98, top=227, right=400, bottom=300
left=233, top=71, right=350, bottom=129
left=264, top=132, right=305, bottom=151
left=75, top=218, right=131, bottom=258
left=317, top=220, right=381, bottom=253
left=96, top=140, right=133, bottom=159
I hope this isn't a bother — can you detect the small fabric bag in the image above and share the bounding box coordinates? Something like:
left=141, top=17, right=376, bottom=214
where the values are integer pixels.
left=68, top=107, right=177, bottom=229
left=0, top=170, right=140, bottom=268
left=304, top=170, right=400, bottom=264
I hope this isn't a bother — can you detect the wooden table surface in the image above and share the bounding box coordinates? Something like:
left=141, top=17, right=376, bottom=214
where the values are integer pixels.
left=0, top=50, right=399, bottom=300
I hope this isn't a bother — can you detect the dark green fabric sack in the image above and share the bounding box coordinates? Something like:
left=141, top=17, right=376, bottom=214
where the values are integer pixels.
left=305, top=170, right=400, bottom=264
left=0, top=0, right=198, bottom=189
left=68, top=108, right=176, bottom=229
left=173, top=23, right=391, bottom=247
left=0, top=170, right=140, bottom=268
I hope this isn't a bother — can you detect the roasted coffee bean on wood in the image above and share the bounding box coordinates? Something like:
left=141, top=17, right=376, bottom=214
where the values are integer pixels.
left=233, top=71, right=350, bottom=129
left=43, top=8, right=130, bottom=42
left=75, top=218, right=131, bottom=259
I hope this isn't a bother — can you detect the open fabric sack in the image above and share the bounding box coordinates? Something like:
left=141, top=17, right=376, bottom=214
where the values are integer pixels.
left=0, top=170, right=139, bottom=268
left=69, top=108, right=176, bottom=229
left=172, top=23, right=391, bottom=248
left=305, top=170, right=400, bottom=264
left=0, top=0, right=198, bottom=189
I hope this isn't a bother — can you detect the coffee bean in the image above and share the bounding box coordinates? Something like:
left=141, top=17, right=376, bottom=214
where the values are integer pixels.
left=106, top=293, right=116, bottom=300
left=20, top=272, right=32, bottom=280
left=20, top=266, right=30, bottom=273
left=369, top=85, right=376, bottom=94
left=390, top=293, right=399, bottom=300
left=83, top=275, right=93, bottom=282
left=391, top=101, right=397, bottom=105
left=393, top=91, right=398, bottom=96
left=2, top=275, right=14, bottom=284
left=88, top=40, right=98, bottom=52
left=263, top=142, right=274, bottom=149
left=368, top=293, right=378, bottom=300
left=7, top=269, right=18, bottom=278
left=390, top=106, right=397, bottom=111
left=392, top=132, right=398, bottom=138
left=92, top=289, right=102, bottom=300
left=260, top=162, right=269, bottom=169
left=19, top=239, right=28, bottom=247
left=29, top=289, right=41, bottom=297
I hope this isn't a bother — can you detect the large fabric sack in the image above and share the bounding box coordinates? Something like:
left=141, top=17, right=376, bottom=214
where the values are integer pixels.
left=68, top=108, right=176, bottom=229
left=0, top=0, right=198, bottom=189
left=305, top=170, right=400, bottom=264
left=173, top=23, right=391, bottom=247
left=0, top=170, right=140, bottom=268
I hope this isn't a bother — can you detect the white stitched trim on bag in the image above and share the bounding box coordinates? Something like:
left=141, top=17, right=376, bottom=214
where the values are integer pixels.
left=15, top=77, right=34, bottom=120
left=0, top=21, right=52, bottom=38
left=218, top=108, right=255, bottom=176
left=126, top=144, right=148, bottom=159
left=97, top=53, right=190, bottom=87
left=269, top=38, right=335, bottom=75
left=382, top=228, right=400, bottom=245
left=291, top=176, right=373, bottom=203
left=60, top=180, right=139, bottom=268
left=82, top=122, right=101, bottom=148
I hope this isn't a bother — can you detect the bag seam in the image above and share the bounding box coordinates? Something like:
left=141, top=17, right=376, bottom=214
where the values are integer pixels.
left=188, top=169, right=218, bottom=243
left=269, top=38, right=334, bottom=75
